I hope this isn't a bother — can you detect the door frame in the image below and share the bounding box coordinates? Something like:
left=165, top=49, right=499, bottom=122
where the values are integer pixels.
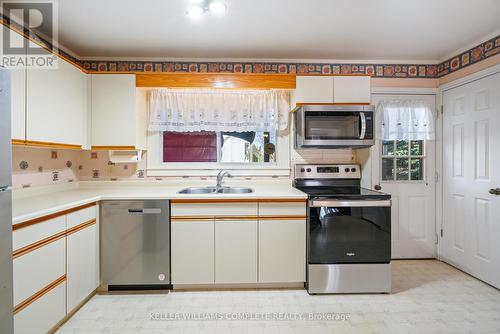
left=437, top=63, right=500, bottom=261
left=370, top=87, right=440, bottom=258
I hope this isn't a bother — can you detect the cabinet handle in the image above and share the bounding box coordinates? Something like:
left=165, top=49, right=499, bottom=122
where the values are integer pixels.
left=374, top=184, right=382, bottom=191
left=489, top=188, right=500, bottom=195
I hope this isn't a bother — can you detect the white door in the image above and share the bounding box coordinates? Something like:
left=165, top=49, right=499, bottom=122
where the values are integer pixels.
left=441, top=72, right=500, bottom=288
left=371, top=94, right=437, bottom=259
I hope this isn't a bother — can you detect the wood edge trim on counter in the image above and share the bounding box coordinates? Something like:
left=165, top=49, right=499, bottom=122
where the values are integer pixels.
left=66, top=219, right=97, bottom=236
left=295, top=102, right=370, bottom=106
left=171, top=198, right=307, bottom=204
left=13, top=231, right=66, bottom=259
left=13, top=275, right=66, bottom=315
left=136, top=73, right=296, bottom=89
left=11, top=139, right=25, bottom=146
left=258, top=215, right=307, bottom=220
left=91, top=146, right=137, bottom=151
left=12, top=140, right=82, bottom=150
left=171, top=215, right=306, bottom=221
left=13, top=202, right=97, bottom=231
left=171, top=216, right=258, bottom=221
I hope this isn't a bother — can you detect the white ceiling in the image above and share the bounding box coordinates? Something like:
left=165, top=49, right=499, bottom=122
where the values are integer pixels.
left=54, top=0, right=500, bottom=62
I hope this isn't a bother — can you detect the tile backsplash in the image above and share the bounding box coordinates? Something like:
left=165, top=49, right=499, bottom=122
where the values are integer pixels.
left=12, top=146, right=357, bottom=189
left=11, top=147, right=151, bottom=189
left=12, top=147, right=81, bottom=189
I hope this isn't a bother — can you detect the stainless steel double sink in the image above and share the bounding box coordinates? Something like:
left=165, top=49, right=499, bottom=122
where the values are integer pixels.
left=178, top=187, right=253, bottom=194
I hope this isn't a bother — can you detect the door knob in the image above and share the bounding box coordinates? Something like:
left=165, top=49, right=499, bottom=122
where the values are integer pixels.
left=374, top=184, right=382, bottom=191
left=489, top=188, right=500, bottom=195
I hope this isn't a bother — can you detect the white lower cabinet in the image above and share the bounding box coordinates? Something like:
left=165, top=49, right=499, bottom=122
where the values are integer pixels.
left=215, top=220, right=257, bottom=284
left=259, top=219, right=306, bottom=283
left=14, top=281, right=66, bottom=334
left=67, top=223, right=99, bottom=312
left=171, top=220, right=215, bottom=284
left=12, top=203, right=99, bottom=334
left=13, top=238, right=66, bottom=307
left=171, top=201, right=307, bottom=286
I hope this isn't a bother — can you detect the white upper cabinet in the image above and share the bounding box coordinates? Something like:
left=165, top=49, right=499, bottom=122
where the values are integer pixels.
left=26, top=57, right=87, bottom=146
left=2, top=27, right=26, bottom=141
left=294, top=76, right=334, bottom=104
left=293, top=75, right=371, bottom=106
left=11, top=66, right=26, bottom=141
left=91, top=74, right=146, bottom=149
left=333, top=75, right=371, bottom=103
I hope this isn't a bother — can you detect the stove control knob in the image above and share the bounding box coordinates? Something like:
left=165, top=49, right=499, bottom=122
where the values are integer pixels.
left=300, top=168, right=305, bottom=173
left=345, top=168, right=350, bottom=173
left=306, top=168, right=312, bottom=172
left=351, top=168, right=356, bottom=172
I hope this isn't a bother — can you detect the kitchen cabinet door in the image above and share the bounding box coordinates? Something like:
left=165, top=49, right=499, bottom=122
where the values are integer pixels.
left=26, top=57, right=86, bottom=146
left=259, top=219, right=306, bottom=283
left=215, top=220, right=257, bottom=284
left=1, top=26, right=25, bottom=141
left=171, top=219, right=215, bottom=284
left=67, top=223, right=98, bottom=312
left=91, top=74, right=139, bottom=148
left=293, top=76, right=334, bottom=105
left=14, top=280, right=66, bottom=334
left=11, top=66, right=26, bottom=141
left=333, top=76, right=371, bottom=103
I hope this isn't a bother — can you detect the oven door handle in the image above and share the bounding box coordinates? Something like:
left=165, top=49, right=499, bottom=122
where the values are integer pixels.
left=359, top=112, right=366, bottom=139
left=309, top=199, right=391, bottom=207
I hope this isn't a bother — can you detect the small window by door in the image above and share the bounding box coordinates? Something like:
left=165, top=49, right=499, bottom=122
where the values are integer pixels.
left=381, top=140, right=425, bottom=181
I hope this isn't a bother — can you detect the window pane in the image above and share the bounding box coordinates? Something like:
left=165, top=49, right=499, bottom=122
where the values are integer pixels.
left=220, top=131, right=276, bottom=163
left=382, top=158, right=395, bottom=180
left=410, top=140, right=424, bottom=156
left=395, top=140, right=409, bottom=156
left=382, top=141, right=394, bottom=156
left=396, top=158, right=409, bottom=180
left=410, top=158, right=424, bottom=180
left=163, top=132, right=217, bottom=162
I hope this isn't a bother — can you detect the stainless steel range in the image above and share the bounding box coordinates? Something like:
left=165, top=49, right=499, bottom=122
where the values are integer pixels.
left=294, top=164, right=391, bottom=294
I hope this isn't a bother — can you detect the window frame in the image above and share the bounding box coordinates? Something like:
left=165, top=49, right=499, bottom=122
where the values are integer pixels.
left=146, top=129, right=291, bottom=177
left=380, top=140, right=426, bottom=183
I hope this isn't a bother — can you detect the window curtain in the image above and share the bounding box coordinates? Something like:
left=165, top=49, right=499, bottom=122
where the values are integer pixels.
left=149, top=89, right=290, bottom=133
left=377, top=100, right=435, bottom=140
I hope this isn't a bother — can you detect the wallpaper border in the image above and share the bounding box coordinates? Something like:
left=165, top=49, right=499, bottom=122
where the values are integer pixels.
left=1, top=14, right=499, bottom=78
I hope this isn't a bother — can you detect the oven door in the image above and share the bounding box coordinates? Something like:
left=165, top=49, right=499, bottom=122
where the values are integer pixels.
left=296, top=107, right=374, bottom=148
left=308, top=199, right=391, bottom=264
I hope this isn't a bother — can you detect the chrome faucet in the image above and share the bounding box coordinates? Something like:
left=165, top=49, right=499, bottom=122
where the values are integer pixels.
left=216, top=170, right=231, bottom=191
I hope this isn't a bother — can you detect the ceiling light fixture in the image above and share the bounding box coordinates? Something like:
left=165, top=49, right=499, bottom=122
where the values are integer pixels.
left=187, top=5, right=204, bottom=19
left=208, top=2, right=226, bottom=14
left=187, top=1, right=226, bottom=18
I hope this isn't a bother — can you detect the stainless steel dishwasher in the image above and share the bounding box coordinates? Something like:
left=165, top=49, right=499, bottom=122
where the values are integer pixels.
left=101, top=200, right=170, bottom=290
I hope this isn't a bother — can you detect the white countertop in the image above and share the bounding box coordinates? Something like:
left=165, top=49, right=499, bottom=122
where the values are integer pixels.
left=12, top=180, right=307, bottom=225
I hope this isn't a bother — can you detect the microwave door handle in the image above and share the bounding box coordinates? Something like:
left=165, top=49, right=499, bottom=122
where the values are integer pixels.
left=359, top=112, right=366, bottom=139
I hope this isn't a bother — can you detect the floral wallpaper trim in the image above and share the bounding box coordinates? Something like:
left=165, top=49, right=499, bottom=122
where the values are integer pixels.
left=1, top=14, right=499, bottom=78
left=437, top=35, right=500, bottom=77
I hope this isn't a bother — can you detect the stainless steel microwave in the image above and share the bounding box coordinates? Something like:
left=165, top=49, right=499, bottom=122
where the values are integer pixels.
left=294, top=105, right=375, bottom=149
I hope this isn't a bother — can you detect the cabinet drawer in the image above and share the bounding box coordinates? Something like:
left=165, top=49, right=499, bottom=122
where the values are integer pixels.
left=14, top=279, right=66, bottom=334
left=13, top=237, right=66, bottom=306
left=13, top=216, right=65, bottom=251
left=66, top=204, right=97, bottom=229
left=171, top=202, right=257, bottom=217
left=259, top=202, right=307, bottom=216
